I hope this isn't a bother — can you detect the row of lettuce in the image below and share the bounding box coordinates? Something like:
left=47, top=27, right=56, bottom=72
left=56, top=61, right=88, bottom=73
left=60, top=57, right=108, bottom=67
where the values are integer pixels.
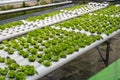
left=0, top=26, right=101, bottom=80
left=0, top=57, right=36, bottom=80
left=0, top=27, right=101, bottom=64
left=0, top=4, right=90, bottom=30
left=54, top=12, right=120, bottom=35
left=0, top=5, right=119, bottom=31
left=92, top=5, right=120, bottom=16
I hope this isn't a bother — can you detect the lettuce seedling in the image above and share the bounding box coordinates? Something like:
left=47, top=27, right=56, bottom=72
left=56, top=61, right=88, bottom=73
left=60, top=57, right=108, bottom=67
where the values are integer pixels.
left=0, top=57, right=5, bottom=63
left=30, top=48, right=37, bottom=54
left=51, top=56, right=59, bottom=62
left=38, top=58, right=44, bottom=63
left=0, top=76, right=5, bottom=80
left=42, top=60, right=51, bottom=67
left=34, top=44, right=39, bottom=49
left=37, top=53, right=43, bottom=58
left=24, top=65, right=36, bottom=75
left=59, top=52, right=66, bottom=58
left=28, top=54, right=36, bottom=62
left=0, top=45, right=4, bottom=50
left=38, top=47, right=43, bottom=51
left=1, top=67, right=8, bottom=75
left=15, top=72, right=26, bottom=80
left=8, top=49, right=14, bottom=54
left=9, top=63, right=19, bottom=70
left=5, top=58, right=15, bottom=65
left=8, top=70, right=15, bottom=78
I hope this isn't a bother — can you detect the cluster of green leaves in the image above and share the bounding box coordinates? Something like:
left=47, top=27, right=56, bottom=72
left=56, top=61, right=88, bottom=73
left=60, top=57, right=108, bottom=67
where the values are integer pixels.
left=93, top=6, right=120, bottom=16
left=0, top=57, right=36, bottom=80
left=55, top=8, right=120, bottom=35
left=0, top=26, right=101, bottom=67
left=0, top=21, right=23, bottom=30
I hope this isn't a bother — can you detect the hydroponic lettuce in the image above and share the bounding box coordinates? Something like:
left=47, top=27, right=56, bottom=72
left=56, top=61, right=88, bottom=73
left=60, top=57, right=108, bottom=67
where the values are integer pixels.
left=54, top=8, right=120, bottom=35
left=0, top=76, right=5, bottom=80
left=8, top=70, right=16, bottom=78
left=91, top=5, right=120, bottom=16
left=0, top=57, right=5, bottom=62
left=0, top=57, right=36, bottom=80
left=0, top=27, right=101, bottom=67
left=0, top=21, right=23, bottom=30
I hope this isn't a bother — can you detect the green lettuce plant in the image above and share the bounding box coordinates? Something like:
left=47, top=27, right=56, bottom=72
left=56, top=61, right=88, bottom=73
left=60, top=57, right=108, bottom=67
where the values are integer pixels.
left=8, top=70, right=16, bottom=78
left=28, top=54, right=37, bottom=62
left=1, top=67, right=8, bottom=75
left=0, top=57, right=5, bottom=63
left=15, top=72, right=26, bottom=80
left=9, top=63, right=19, bottom=70
left=42, top=60, right=51, bottom=67
left=0, top=76, right=5, bottom=80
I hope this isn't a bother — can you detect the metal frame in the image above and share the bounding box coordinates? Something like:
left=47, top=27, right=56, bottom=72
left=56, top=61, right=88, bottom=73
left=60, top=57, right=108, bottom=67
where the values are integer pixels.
left=96, top=40, right=110, bottom=67
left=0, top=1, right=72, bottom=15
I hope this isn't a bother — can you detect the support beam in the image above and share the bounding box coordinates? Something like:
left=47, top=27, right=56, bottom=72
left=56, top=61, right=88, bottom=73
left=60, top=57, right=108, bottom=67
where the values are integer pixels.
left=96, top=40, right=110, bottom=67
left=23, top=2, right=26, bottom=15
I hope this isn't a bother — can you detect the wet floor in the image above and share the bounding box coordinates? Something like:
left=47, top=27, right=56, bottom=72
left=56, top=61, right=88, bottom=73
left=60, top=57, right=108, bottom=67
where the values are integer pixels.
left=39, top=34, right=120, bottom=80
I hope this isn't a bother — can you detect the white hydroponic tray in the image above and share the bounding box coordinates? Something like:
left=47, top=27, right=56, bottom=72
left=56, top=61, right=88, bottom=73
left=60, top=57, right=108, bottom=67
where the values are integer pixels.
left=0, top=29, right=119, bottom=80
left=0, top=24, right=37, bottom=42
left=50, top=25, right=108, bottom=38
left=19, top=29, right=120, bottom=80
left=0, top=2, right=108, bottom=42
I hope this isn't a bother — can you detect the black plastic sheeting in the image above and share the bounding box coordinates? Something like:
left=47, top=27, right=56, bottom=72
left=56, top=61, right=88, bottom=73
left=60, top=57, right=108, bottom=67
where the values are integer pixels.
left=0, top=3, right=74, bottom=24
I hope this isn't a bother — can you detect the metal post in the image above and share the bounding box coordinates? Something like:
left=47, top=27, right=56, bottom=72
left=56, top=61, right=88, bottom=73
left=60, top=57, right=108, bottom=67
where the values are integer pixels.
left=96, top=40, right=110, bottom=67
left=96, top=46, right=106, bottom=65
left=23, top=2, right=26, bottom=15
left=105, top=41, right=110, bottom=67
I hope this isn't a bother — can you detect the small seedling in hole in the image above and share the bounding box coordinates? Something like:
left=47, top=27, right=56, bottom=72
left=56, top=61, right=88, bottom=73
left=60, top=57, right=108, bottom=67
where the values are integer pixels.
left=37, top=53, right=43, bottom=58
left=38, top=47, right=43, bottom=51
left=51, top=56, right=59, bottom=62
left=8, top=70, right=16, bottom=78
left=42, top=60, right=51, bottom=67
left=28, top=55, right=36, bottom=62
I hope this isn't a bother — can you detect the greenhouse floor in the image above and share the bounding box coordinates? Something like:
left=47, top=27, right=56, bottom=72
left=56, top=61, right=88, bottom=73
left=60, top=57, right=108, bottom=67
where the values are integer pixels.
left=39, top=34, right=120, bottom=80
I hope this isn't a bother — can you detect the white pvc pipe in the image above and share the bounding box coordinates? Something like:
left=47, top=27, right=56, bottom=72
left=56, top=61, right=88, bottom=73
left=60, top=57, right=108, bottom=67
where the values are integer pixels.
left=0, top=0, right=37, bottom=5
left=0, top=1, right=73, bottom=15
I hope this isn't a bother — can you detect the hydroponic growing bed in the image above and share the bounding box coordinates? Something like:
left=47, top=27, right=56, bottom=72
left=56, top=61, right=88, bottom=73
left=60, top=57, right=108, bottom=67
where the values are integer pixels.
left=0, top=2, right=108, bottom=42
left=0, top=2, right=120, bottom=80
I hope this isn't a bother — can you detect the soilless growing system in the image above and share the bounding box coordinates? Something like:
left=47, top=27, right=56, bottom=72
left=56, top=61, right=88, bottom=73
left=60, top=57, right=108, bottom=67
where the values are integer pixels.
left=0, top=1, right=120, bottom=80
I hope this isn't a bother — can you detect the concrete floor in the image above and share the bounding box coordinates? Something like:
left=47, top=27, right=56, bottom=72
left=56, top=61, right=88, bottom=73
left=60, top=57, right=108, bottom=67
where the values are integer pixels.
left=39, top=34, right=120, bottom=80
